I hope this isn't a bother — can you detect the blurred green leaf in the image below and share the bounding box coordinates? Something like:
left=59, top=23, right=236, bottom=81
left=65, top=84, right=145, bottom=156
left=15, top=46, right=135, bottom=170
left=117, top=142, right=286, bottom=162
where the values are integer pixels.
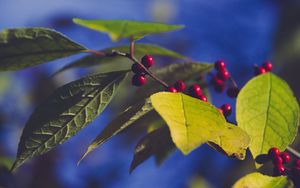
left=73, top=18, right=184, bottom=41
left=150, top=92, right=226, bottom=155
left=0, top=28, right=86, bottom=71
left=130, top=126, right=175, bottom=173
left=0, top=156, right=14, bottom=169
left=54, top=43, right=186, bottom=75
left=208, top=123, right=250, bottom=160
left=232, top=172, right=292, bottom=188
left=78, top=98, right=152, bottom=163
left=11, top=70, right=128, bottom=171
left=236, top=73, right=299, bottom=160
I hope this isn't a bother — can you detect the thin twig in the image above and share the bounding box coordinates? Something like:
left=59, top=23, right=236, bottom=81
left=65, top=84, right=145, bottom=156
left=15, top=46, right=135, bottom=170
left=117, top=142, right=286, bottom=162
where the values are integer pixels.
left=229, top=76, right=238, bottom=88
left=287, top=146, right=300, bottom=158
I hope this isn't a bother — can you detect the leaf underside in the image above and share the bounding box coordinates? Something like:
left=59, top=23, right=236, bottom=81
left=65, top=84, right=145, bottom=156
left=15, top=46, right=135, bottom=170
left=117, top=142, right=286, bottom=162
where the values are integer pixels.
left=73, top=18, right=184, bottom=41
left=0, top=28, right=86, bottom=71
left=236, top=73, right=299, bottom=159
left=11, top=70, right=128, bottom=171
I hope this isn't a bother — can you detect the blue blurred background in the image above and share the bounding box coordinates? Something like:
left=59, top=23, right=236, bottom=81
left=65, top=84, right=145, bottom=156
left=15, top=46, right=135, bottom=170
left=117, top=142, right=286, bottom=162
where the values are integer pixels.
left=0, top=0, right=299, bottom=187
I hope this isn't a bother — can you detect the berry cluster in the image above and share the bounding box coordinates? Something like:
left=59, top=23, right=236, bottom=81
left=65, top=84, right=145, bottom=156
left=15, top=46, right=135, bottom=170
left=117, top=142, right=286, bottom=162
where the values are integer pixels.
left=254, top=61, right=273, bottom=76
left=211, top=60, right=239, bottom=98
left=131, top=55, right=154, bottom=86
left=267, top=147, right=300, bottom=182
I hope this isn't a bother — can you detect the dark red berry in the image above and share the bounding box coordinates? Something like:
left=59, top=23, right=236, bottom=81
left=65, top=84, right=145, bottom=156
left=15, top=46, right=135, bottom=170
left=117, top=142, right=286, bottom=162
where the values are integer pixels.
left=272, top=156, right=283, bottom=165
left=226, top=87, right=239, bottom=98
left=273, top=164, right=285, bottom=176
left=174, top=80, right=185, bottom=92
left=268, top=147, right=281, bottom=158
left=141, top=55, right=154, bottom=68
left=295, top=159, right=300, bottom=167
left=254, top=66, right=266, bottom=76
left=217, top=70, right=229, bottom=81
left=132, top=74, right=146, bottom=86
left=220, top=104, right=232, bottom=117
left=189, top=84, right=202, bottom=97
left=262, top=61, right=272, bottom=72
left=280, top=152, right=291, bottom=164
left=212, top=76, right=225, bottom=93
left=131, top=63, right=144, bottom=74
left=214, top=60, right=226, bottom=71
left=197, top=95, right=207, bottom=102
left=167, top=87, right=178, bottom=93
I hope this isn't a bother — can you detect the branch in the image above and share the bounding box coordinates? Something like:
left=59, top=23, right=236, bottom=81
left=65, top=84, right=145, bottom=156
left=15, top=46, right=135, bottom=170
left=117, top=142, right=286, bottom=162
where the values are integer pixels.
left=287, top=146, right=300, bottom=159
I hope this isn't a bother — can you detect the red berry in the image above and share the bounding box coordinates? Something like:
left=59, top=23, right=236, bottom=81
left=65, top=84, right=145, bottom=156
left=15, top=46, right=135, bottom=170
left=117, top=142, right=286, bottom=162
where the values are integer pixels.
left=268, top=147, right=281, bottom=158
left=220, top=104, right=231, bottom=117
left=262, top=61, right=272, bottom=72
left=218, top=108, right=224, bottom=114
left=212, top=76, right=225, bottom=93
left=132, top=74, right=146, bottom=86
left=174, top=81, right=185, bottom=92
left=280, top=152, right=291, bottom=164
left=273, top=164, right=285, bottom=176
left=254, top=66, right=266, bottom=76
left=295, top=159, right=300, bottom=167
left=226, top=87, right=239, bottom=98
left=214, top=60, right=226, bottom=71
left=189, top=84, right=202, bottom=97
left=131, top=63, right=144, bottom=74
left=217, top=70, right=229, bottom=81
left=272, top=156, right=283, bottom=165
left=197, top=95, right=207, bottom=102
left=141, top=55, right=154, bottom=68
left=167, top=87, right=178, bottom=93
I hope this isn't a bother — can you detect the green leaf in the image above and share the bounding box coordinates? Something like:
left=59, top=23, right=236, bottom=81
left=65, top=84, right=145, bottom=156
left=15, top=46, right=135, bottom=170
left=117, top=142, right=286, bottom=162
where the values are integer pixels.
left=0, top=28, right=86, bottom=71
left=236, top=73, right=299, bottom=159
left=78, top=98, right=153, bottom=163
left=130, top=126, right=175, bottom=173
left=73, top=18, right=184, bottom=41
left=150, top=92, right=227, bottom=155
left=208, top=123, right=250, bottom=160
left=11, top=70, right=128, bottom=171
left=54, top=43, right=186, bottom=75
left=232, top=172, right=292, bottom=188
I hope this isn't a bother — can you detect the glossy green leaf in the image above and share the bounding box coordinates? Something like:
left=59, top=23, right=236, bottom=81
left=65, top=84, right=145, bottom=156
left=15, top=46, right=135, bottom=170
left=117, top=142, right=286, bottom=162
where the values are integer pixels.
left=130, top=126, right=175, bottom=173
left=78, top=98, right=153, bottom=163
left=11, top=70, right=128, bottom=171
left=208, top=123, right=250, bottom=160
left=150, top=92, right=227, bottom=155
left=232, top=172, right=292, bottom=188
left=73, top=18, right=184, bottom=41
left=54, top=43, right=186, bottom=75
left=236, top=73, right=299, bottom=159
left=0, top=28, right=86, bottom=71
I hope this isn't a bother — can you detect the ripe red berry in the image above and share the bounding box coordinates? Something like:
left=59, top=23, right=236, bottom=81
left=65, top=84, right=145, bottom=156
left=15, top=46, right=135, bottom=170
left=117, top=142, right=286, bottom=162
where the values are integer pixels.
left=132, top=74, right=146, bottom=86
left=217, top=70, right=229, bottom=81
left=295, top=159, right=300, bottom=167
left=273, top=164, right=285, bottom=176
left=227, top=87, right=239, bottom=98
left=220, top=104, right=231, bottom=117
left=174, top=80, right=185, bottom=92
left=141, top=55, right=154, bottom=68
left=272, top=156, right=283, bottom=165
left=214, top=60, right=226, bottom=71
left=167, top=87, right=178, bottom=93
left=268, top=147, right=281, bottom=158
left=254, top=66, right=266, bottom=76
left=262, top=61, right=272, bottom=72
left=212, top=76, right=225, bottom=93
left=189, top=84, right=202, bottom=97
left=131, top=63, right=144, bottom=74
left=197, top=95, right=207, bottom=102
left=280, top=152, right=291, bottom=164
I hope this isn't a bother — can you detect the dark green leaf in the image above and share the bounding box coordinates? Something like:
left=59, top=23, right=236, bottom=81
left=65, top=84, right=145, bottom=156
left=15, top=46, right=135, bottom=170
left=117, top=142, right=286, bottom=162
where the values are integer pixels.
left=11, top=70, right=128, bottom=171
left=73, top=19, right=184, bottom=41
left=78, top=98, right=153, bottom=163
left=0, top=28, right=86, bottom=71
left=130, top=126, right=175, bottom=173
left=53, top=43, right=186, bottom=75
